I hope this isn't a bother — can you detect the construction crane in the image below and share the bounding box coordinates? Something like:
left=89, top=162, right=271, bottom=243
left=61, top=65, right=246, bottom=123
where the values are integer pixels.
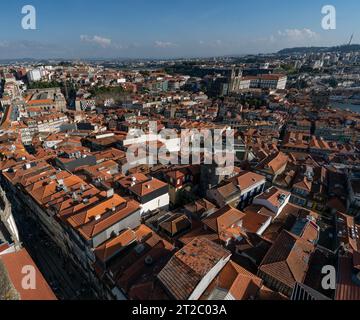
left=348, top=34, right=354, bottom=46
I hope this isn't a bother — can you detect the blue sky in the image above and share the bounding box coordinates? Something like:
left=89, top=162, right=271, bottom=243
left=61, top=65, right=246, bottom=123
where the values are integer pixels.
left=0, top=0, right=358, bottom=59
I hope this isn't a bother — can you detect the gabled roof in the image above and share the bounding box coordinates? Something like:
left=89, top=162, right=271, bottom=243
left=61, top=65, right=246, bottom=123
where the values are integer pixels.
left=184, top=198, right=217, bottom=217
left=129, top=178, right=168, bottom=197
left=233, top=171, right=266, bottom=192
left=159, top=214, right=191, bottom=236
left=68, top=194, right=127, bottom=225
left=94, top=228, right=137, bottom=263
left=242, top=211, right=271, bottom=234
left=203, top=205, right=245, bottom=234
left=93, top=148, right=126, bottom=162
left=200, top=260, right=263, bottom=300
left=259, top=230, right=314, bottom=290
left=255, top=187, right=290, bottom=211
left=68, top=199, right=140, bottom=240
left=157, top=238, right=231, bottom=300
left=28, top=173, right=85, bottom=206
left=256, top=152, right=289, bottom=174
left=213, top=182, right=240, bottom=200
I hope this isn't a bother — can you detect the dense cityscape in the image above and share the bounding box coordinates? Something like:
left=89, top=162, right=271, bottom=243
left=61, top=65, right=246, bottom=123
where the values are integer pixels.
left=0, top=45, right=359, bottom=302
left=0, top=1, right=360, bottom=307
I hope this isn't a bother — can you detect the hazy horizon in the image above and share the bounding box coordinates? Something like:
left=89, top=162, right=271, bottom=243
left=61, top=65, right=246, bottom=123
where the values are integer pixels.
left=0, top=0, right=359, bottom=59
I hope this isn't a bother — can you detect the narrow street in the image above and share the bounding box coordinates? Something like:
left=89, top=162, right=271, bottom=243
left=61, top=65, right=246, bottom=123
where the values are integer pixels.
left=10, top=198, right=96, bottom=300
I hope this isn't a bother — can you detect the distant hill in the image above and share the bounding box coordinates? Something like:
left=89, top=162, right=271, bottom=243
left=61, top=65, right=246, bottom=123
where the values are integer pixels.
left=278, top=44, right=360, bottom=55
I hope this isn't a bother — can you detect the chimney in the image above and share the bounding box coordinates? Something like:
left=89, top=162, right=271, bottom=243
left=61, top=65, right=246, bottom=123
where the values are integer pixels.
left=106, top=188, right=114, bottom=198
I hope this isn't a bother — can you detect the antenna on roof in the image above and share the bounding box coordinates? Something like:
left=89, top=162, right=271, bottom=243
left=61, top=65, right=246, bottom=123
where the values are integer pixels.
left=72, top=192, right=78, bottom=202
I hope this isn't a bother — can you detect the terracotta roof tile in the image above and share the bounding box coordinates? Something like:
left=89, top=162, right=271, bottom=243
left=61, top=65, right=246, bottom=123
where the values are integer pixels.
left=259, top=230, right=315, bottom=290
left=94, top=229, right=137, bottom=262
left=232, top=171, right=266, bottom=192
left=157, top=238, right=231, bottom=300
left=129, top=178, right=168, bottom=197
left=0, top=249, right=57, bottom=300
left=336, top=255, right=360, bottom=300
left=203, top=205, right=245, bottom=234
left=255, top=187, right=290, bottom=210
left=242, top=211, right=271, bottom=234
left=200, top=260, right=263, bottom=300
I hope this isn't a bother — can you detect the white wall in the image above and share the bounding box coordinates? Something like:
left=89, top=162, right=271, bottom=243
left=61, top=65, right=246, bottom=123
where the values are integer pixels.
left=28, top=69, right=42, bottom=82
left=253, top=194, right=290, bottom=218
left=92, top=210, right=141, bottom=248
left=0, top=187, right=20, bottom=243
left=140, top=193, right=170, bottom=215
left=0, top=244, right=17, bottom=255
left=240, top=180, right=266, bottom=196
left=188, top=255, right=231, bottom=300
left=6, top=213, right=19, bottom=242
left=44, top=140, right=63, bottom=149
left=256, top=216, right=272, bottom=236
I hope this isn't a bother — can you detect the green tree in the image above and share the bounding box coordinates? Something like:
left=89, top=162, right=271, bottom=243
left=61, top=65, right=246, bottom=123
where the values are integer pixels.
left=27, top=81, right=61, bottom=89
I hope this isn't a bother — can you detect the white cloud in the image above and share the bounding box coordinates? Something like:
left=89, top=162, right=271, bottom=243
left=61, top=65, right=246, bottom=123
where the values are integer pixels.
left=80, top=35, right=112, bottom=48
left=198, top=39, right=224, bottom=48
left=277, top=28, right=319, bottom=41
left=154, top=41, right=177, bottom=48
